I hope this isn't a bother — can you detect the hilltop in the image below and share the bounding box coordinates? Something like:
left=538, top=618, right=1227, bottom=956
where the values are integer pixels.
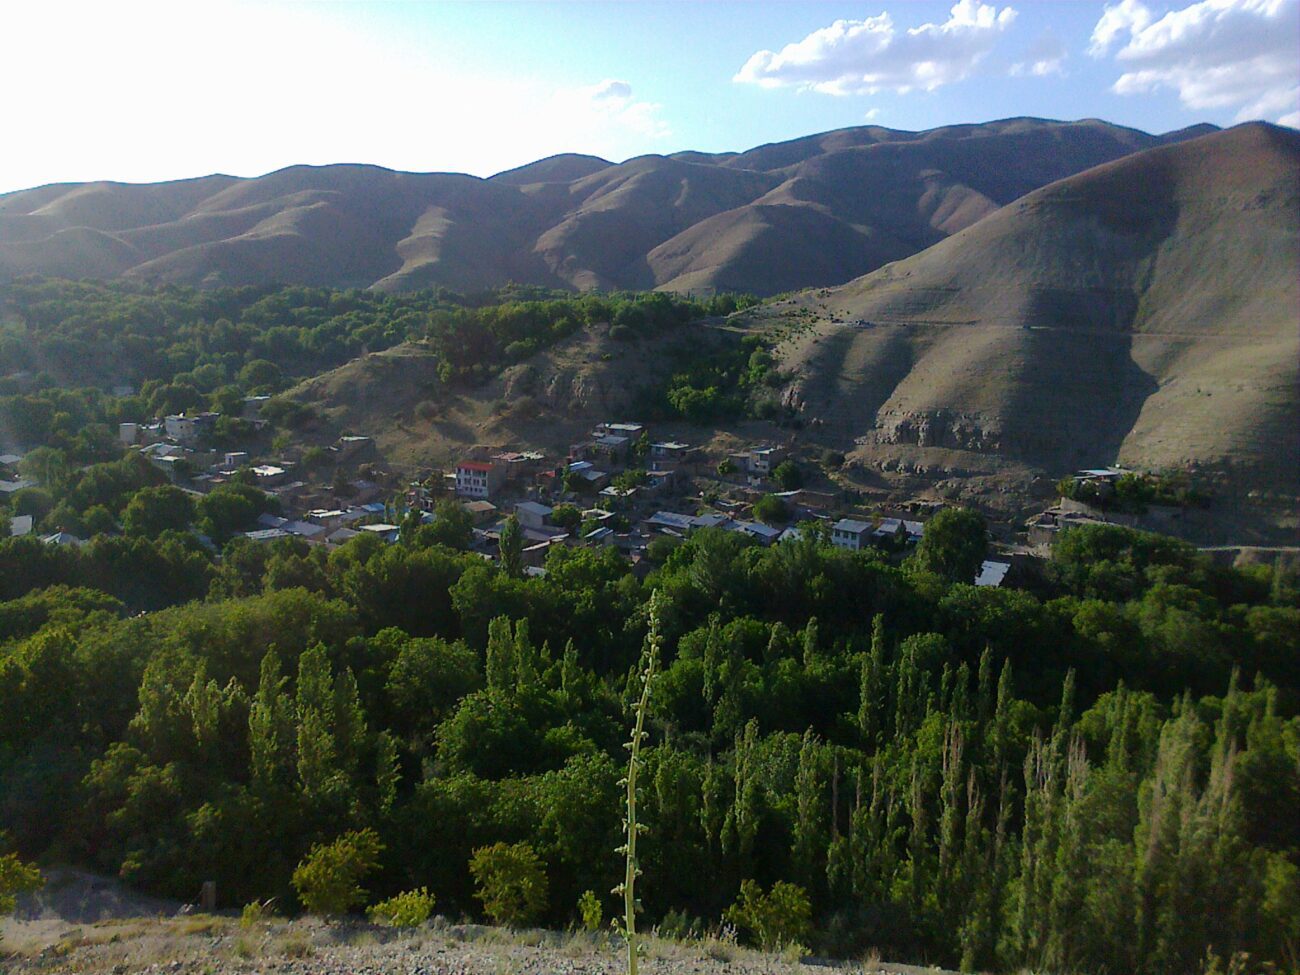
left=0, top=118, right=1210, bottom=295
left=750, top=122, right=1298, bottom=521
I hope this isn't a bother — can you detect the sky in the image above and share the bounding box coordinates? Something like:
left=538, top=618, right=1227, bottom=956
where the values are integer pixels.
left=1, top=0, right=1296, bottom=193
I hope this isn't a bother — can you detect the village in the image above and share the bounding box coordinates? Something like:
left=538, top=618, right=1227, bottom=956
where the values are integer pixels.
left=2, top=396, right=1204, bottom=589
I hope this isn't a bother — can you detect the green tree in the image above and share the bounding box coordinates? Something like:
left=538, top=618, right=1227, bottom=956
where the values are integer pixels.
left=913, top=507, right=988, bottom=584
left=292, top=829, right=384, bottom=916
left=469, top=841, right=548, bottom=926
left=770, top=460, right=802, bottom=490
left=499, top=514, right=524, bottom=579
left=0, top=834, right=43, bottom=915
left=752, top=494, right=789, bottom=524
left=423, top=499, right=474, bottom=550
left=121, top=485, right=196, bottom=538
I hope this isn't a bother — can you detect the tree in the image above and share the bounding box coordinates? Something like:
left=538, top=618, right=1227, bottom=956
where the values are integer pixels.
left=771, top=460, right=802, bottom=491
left=499, top=514, right=524, bottom=579
left=292, top=828, right=384, bottom=916
left=423, top=499, right=474, bottom=550
left=0, top=835, right=43, bottom=914
left=469, top=841, right=548, bottom=926
left=716, top=457, right=738, bottom=478
left=549, top=504, right=582, bottom=533
left=238, top=359, right=282, bottom=391
left=121, top=485, right=196, bottom=538
left=752, top=494, right=789, bottom=524
left=913, top=507, right=988, bottom=584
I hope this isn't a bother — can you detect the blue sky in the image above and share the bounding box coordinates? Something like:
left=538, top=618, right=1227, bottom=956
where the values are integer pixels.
left=1, top=0, right=1296, bottom=193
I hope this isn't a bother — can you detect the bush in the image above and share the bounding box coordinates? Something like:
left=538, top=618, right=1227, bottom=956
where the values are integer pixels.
left=292, top=828, right=384, bottom=916
left=577, top=889, right=602, bottom=932
left=724, top=879, right=811, bottom=951
left=469, top=841, right=548, bottom=927
left=240, top=899, right=277, bottom=927
left=0, top=845, right=43, bottom=915
left=368, top=887, right=436, bottom=928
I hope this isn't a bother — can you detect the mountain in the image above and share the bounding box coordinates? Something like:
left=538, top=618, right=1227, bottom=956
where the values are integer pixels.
left=0, top=118, right=1212, bottom=295
left=771, top=122, right=1300, bottom=490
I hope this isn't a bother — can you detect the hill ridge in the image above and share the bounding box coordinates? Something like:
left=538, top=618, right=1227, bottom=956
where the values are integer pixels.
left=0, top=117, right=1223, bottom=295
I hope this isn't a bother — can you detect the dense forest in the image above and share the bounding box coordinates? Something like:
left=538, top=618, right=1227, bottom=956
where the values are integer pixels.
left=1, top=510, right=1297, bottom=972
left=1, top=279, right=1298, bottom=973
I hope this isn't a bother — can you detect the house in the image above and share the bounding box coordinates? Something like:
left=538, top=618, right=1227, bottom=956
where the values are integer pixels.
left=326, top=527, right=361, bottom=546
left=595, top=422, right=645, bottom=440
left=643, top=511, right=733, bottom=535
left=644, top=469, right=677, bottom=495
left=872, top=518, right=907, bottom=545
left=119, top=422, right=139, bottom=445
left=243, top=528, right=293, bottom=543
left=903, top=520, right=925, bottom=545
left=974, top=560, right=1011, bottom=587
left=599, top=485, right=638, bottom=504
left=567, top=461, right=610, bottom=490
left=514, top=500, right=553, bottom=531
left=252, top=464, right=288, bottom=486
left=334, top=435, right=372, bottom=461
left=164, top=412, right=219, bottom=445
left=455, top=460, right=504, bottom=499
left=492, top=451, right=545, bottom=482
left=745, top=444, right=787, bottom=476
left=831, top=518, right=873, bottom=550
left=649, top=441, right=693, bottom=469
left=462, top=500, right=498, bottom=524
left=358, top=523, right=402, bottom=543
left=223, top=452, right=250, bottom=469
left=41, top=532, right=85, bottom=547
left=282, top=520, right=328, bottom=541
left=728, top=520, right=782, bottom=546
left=590, top=435, right=631, bottom=467
left=0, top=478, right=35, bottom=495
left=9, top=514, right=33, bottom=537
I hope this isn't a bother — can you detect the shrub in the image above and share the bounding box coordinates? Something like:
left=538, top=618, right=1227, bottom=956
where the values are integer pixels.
left=368, top=887, right=436, bottom=928
left=469, top=841, right=548, bottom=927
left=0, top=845, right=42, bottom=915
left=240, top=899, right=277, bottom=927
left=292, top=828, right=384, bottom=916
left=577, top=889, right=602, bottom=932
left=724, top=879, right=811, bottom=951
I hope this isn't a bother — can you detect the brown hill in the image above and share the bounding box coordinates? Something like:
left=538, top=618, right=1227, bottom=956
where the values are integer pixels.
left=0, top=118, right=1211, bottom=295
left=770, top=123, right=1299, bottom=492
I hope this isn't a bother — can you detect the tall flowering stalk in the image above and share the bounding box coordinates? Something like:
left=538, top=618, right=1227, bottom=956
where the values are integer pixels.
left=615, top=590, right=663, bottom=975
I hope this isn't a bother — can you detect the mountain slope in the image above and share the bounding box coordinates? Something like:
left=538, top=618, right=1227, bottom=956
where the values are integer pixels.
left=0, top=118, right=1213, bottom=295
left=772, top=123, right=1299, bottom=488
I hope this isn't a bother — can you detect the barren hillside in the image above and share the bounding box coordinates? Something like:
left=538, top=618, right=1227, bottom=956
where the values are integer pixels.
left=0, top=118, right=1210, bottom=295
left=764, top=123, right=1299, bottom=500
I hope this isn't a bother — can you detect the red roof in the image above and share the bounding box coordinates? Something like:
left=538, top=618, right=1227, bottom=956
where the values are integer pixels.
left=458, top=461, right=493, bottom=472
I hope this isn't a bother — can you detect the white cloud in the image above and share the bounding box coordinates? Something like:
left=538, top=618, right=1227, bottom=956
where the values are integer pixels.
left=1010, top=29, right=1068, bottom=76
left=1089, top=0, right=1300, bottom=124
left=733, top=0, right=1018, bottom=96
left=556, top=80, right=671, bottom=140
left=864, top=108, right=883, bottom=121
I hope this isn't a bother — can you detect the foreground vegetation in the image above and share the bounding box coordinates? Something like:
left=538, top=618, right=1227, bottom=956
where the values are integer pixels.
left=1, top=512, right=1297, bottom=973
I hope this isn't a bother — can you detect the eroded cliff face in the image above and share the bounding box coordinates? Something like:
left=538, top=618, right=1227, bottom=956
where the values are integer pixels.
left=873, top=410, right=1002, bottom=452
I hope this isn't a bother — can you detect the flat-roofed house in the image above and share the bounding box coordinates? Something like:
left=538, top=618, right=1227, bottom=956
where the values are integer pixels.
left=831, top=518, right=873, bottom=551
left=456, top=460, right=504, bottom=499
